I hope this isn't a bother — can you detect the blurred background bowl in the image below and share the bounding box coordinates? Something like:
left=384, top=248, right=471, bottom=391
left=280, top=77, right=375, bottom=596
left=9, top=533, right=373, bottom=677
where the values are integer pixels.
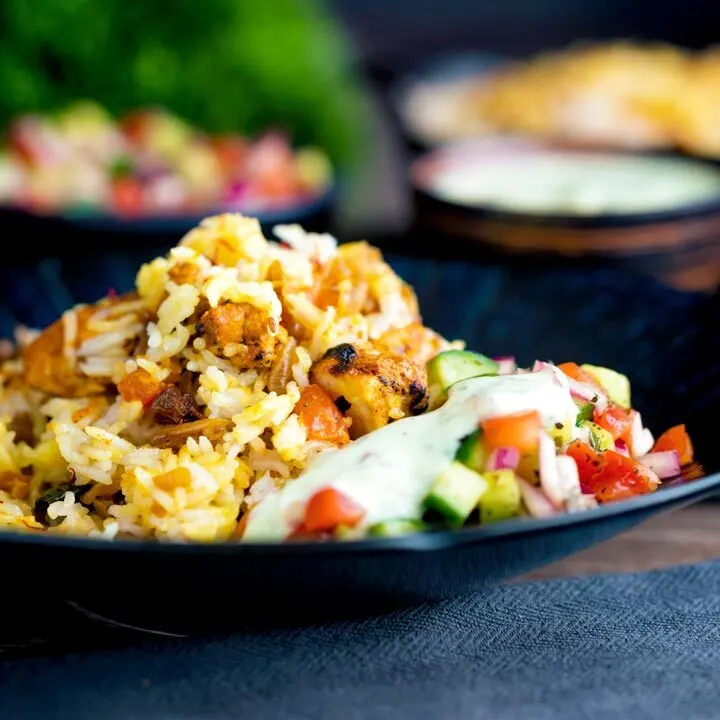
left=387, top=51, right=510, bottom=151
left=410, top=139, right=720, bottom=292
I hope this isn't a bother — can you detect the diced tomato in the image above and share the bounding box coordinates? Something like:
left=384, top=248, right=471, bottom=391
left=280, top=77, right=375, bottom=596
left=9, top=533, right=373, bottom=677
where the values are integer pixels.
left=565, top=440, right=660, bottom=502
left=7, top=118, right=60, bottom=166
left=564, top=440, right=600, bottom=493
left=557, top=362, right=603, bottom=391
left=111, top=177, right=144, bottom=215
left=594, top=450, right=660, bottom=502
left=117, top=368, right=165, bottom=406
left=594, top=403, right=634, bottom=443
left=295, top=384, right=350, bottom=445
left=245, top=133, right=299, bottom=200
left=482, top=411, right=541, bottom=454
left=303, top=487, right=365, bottom=533
left=653, top=424, right=694, bottom=466
left=250, top=172, right=299, bottom=200
left=120, top=110, right=154, bottom=144
left=211, top=136, right=248, bottom=177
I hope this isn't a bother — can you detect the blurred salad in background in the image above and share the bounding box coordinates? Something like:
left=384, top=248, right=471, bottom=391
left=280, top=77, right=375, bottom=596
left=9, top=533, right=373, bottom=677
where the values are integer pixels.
left=0, top=102, right=334, bottom=216
left=0, top=0, right=365, bottom=195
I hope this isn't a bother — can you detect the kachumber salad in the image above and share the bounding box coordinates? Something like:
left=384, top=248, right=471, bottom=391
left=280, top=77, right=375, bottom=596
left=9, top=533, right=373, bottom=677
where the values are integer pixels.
left=0, top=213, right=695, bottom=542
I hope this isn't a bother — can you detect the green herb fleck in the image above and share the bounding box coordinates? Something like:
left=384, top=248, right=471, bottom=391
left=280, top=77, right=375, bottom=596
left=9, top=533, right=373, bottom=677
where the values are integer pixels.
left=575, top=403, right=594, bottom=427
left=109, top=156, right=134, bottom=179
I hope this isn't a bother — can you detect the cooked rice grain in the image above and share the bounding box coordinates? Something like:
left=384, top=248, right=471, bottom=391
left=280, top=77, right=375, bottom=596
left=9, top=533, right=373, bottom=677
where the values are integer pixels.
left=0, top=214, right=451, bottom=542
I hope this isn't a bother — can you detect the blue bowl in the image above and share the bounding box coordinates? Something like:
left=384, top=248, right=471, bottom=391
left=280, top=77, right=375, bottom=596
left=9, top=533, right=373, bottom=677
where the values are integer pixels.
left=0, top=240, right=717, bottom=634
left=2, top=465, right=717, bottom=634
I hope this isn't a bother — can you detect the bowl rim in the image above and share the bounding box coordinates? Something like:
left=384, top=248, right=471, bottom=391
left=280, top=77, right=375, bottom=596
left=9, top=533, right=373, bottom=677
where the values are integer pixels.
left=0, top=185, right=336, bottom=234
left=1, top=468, right=717, bottom=556
left=411, top=139, right=720, bottom=229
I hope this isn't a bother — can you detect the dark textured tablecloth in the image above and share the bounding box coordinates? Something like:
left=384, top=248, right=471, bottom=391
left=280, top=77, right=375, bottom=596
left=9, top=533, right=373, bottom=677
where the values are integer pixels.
left=2, top=560, right=720, bottom=720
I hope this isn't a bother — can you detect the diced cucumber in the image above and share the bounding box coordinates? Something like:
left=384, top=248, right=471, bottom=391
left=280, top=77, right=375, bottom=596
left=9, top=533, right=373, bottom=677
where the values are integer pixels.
left=581, top=421, right=614, bottom=452
left=548, top=418, right=573, bottom=448
left=334, top=524, right=365, bottom=541
left=480, top=470, right=522, bottom=524
left=368, top=519, right=428, bottom=537
left=455, top=429, right=488, bottom=472
left=575, top=402, right=595, bottom=426
left=580, top=364, right=631, bottom=409
left=427, top=350, right=498, bottom=406
left=424, top=461, right=489, bottom=526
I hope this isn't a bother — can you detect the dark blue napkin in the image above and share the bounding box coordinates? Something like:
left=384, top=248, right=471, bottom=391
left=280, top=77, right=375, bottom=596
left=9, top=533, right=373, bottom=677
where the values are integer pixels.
left=2, top=560, right=720, bottom=720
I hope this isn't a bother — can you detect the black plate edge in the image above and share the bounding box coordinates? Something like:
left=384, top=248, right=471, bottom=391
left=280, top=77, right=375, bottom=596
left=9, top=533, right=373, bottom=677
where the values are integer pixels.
left=0, top=186, right=337, bottom=235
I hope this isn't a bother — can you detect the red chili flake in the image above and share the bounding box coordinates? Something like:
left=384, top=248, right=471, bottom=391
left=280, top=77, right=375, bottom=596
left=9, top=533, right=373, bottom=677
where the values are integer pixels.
left=107, top=287, right=117, bottom=298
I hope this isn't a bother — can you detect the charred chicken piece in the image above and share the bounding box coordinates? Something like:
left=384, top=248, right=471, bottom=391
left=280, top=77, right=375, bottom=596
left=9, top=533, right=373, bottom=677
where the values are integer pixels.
left=23, top=293, right=140, bottom=398
left=309, top=343, right=428, bottom=438
left=23, top=305, right=107, bottom=397
left=198, top=302, right=280, bottom=370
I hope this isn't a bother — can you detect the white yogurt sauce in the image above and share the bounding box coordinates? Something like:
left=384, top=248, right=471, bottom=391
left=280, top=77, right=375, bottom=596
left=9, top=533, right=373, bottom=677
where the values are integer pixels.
left=428, top=151, right=720, bottom=216
left=243, top=369, right=579, bottom=541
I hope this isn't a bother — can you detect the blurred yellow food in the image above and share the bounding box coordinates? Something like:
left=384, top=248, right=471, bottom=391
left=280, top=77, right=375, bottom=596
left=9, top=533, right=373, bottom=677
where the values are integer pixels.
left=445, top=41, right=720, bottom=158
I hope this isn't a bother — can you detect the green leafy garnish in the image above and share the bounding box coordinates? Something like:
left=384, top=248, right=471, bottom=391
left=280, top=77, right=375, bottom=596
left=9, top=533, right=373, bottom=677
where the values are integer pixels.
left=0, top=0, right=365, bottom=163
left=575, top=402, right=594, bottom=426
left=33, top=480, right=91, bottom=525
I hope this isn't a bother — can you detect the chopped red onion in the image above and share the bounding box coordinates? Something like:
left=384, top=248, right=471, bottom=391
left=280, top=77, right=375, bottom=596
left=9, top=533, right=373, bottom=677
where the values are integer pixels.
left=145, top=175, right=187, bottom=212
left=486, top=446, right=520, bottom=472
left=566, top=378, right=608, bottom=413
left=556, top=455, right=582, bottom=499
left=629, top=412, right=654, bottom=457
left=538, top=432, right=565, bottom=507
left=539, top=433, right=585, bottom=508
left=223, top=180, right=249, bottom=207
left=531, top=360, right=567, bottom=388
left=638, top=450, right=681, bottom=479
left=517, top=477, right=557, bottom=518
left=566, top=493, right=599, bottom=512
left=493, top=356, right=517, bottom=375
left=614, top=439, right=630, bottom=457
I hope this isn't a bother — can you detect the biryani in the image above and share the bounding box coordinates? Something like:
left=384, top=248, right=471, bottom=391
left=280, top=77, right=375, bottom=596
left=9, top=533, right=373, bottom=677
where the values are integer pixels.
left=0, top=214, right=455, bottom=541
left=0, top=213, right=696, bottom=542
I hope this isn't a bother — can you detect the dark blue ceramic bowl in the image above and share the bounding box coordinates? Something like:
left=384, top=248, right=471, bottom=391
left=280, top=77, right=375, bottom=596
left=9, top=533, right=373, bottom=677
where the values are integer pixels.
left=2, top=467, right=717, bottom=634
left=1, top=233, right=718, bottom=634
left=52, top=188, right=336, bottom=235
left=0, top=184, right=335, bottom=259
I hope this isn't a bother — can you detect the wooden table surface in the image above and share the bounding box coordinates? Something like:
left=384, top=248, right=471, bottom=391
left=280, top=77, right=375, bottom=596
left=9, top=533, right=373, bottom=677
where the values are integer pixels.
left=523, top=504, right=720, bottom=580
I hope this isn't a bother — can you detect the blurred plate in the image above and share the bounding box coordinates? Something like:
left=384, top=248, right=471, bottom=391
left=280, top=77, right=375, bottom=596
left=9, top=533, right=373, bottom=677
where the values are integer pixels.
left=388, top=51, right=510, bottom=149
left=410, top=139, right=720, bottom=291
